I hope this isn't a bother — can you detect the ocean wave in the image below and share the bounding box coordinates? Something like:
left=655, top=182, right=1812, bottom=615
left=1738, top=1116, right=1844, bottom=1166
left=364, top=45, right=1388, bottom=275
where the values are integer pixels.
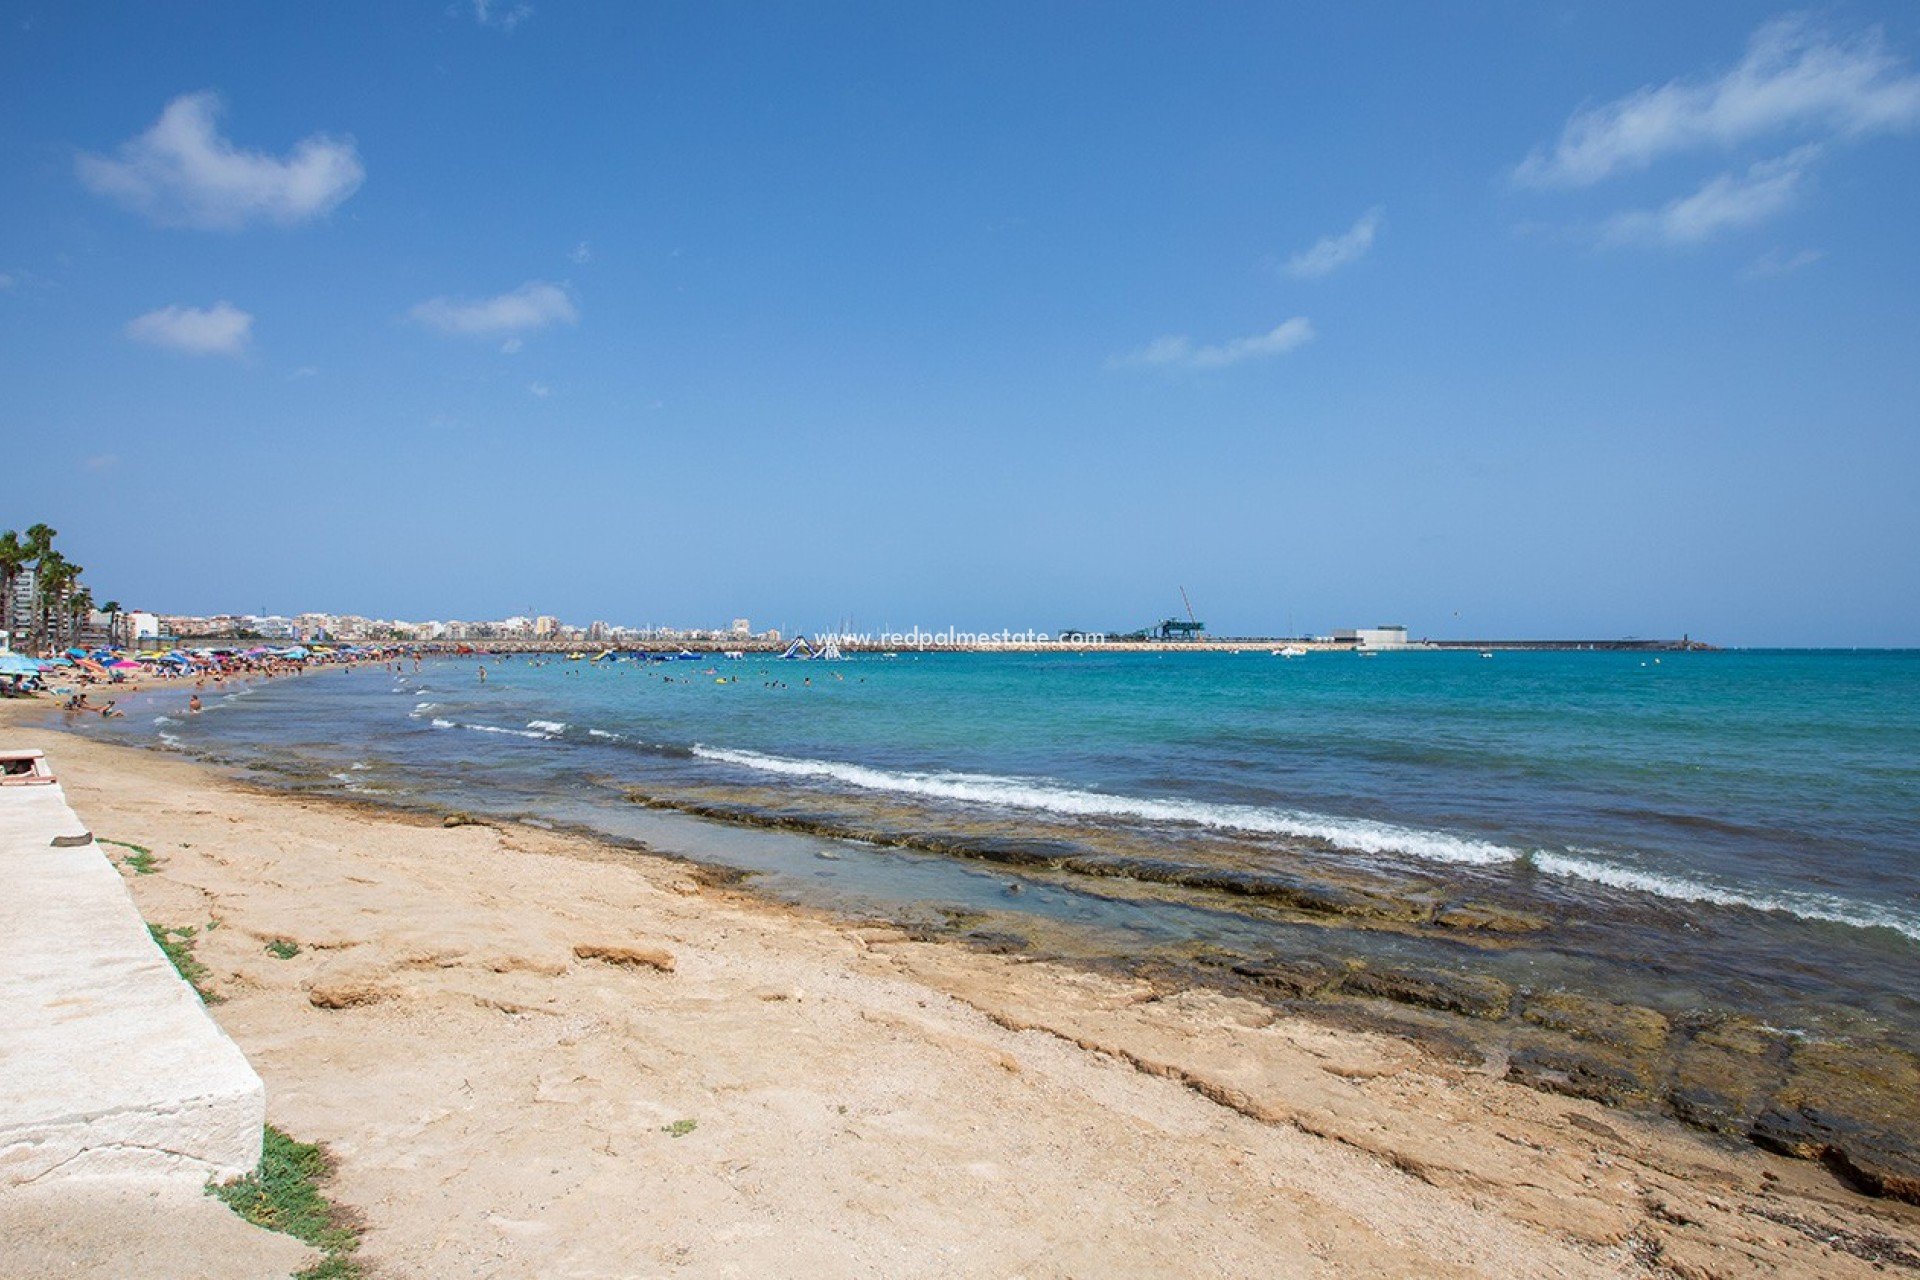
left=153, top=715, right=178, bottom=725
left=689, top=745, right=1517, bottom=866
left=691, top=745, right=1920, bottom=943
left=465, top=722, right=552, bottom=740
left=1535, top=853, right=1920, bottom=943
left=527, top=720, right=568, bottom=734
left=410, top=701, right=439, bottom=717
left=587, top=728, right=625, bottom=740
left=430, top=718, right=455, bottom=729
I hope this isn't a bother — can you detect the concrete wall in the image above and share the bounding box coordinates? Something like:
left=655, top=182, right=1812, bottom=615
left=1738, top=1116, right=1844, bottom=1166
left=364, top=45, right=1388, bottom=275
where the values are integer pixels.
left=0, top=776, right=263, bottom=1186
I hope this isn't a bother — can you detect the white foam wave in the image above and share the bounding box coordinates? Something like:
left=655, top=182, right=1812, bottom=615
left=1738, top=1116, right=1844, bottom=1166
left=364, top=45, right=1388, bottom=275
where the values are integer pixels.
left=465, top=722, right=552, bottom=740
left=157, top=731, right=184, bottom=748
left=153, top=715, right=177, bottom=725
left=430, top=718, right=455, bottom=729
left=410, top=701, right=439, bottom=717
left=690, top=745, right=1517, bottom=867
left=692, top=746, right=1920, bottom=944
left=527, top=720, right=568, bottom=734
left=587, top=728, right=624, bottom=740
left=1536, top=853, right=1920, bottom=944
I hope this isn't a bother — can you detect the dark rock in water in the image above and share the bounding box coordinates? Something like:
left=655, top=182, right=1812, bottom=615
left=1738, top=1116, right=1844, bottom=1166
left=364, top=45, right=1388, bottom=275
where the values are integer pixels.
left=961, top=929, right=1031, bottom=954
left=1756, top=1039, right=1920, bottom=1204
left=1752, top=1106, right=1920, bottom=1204
left=1666, top=1015, right=1789, bottom=1138
left=1342, top=966, right=1513, bottom=1020
left=1433, top=902, right=1551, bottom=934
left=1228, top=957, right=1341, bottom=999
left=922, top=835, right=1079, bottom=867
left=1506, top=1042, right=1658, bottom=1107
left=1521, top=992, right=1670, bottom=1054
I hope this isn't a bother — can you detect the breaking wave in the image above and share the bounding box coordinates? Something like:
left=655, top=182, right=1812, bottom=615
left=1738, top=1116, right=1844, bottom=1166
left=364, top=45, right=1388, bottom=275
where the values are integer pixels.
left=1535, top=852, right=1920, bottom=943
left=689, top=745, right=1516, bottom=866
left=690, top=746, right=1920, bottom=942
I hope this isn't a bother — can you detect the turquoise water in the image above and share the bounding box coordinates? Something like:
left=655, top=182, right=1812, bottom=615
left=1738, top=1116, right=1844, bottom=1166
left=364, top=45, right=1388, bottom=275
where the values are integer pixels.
left=78, top=648, right=1920, bottom=1034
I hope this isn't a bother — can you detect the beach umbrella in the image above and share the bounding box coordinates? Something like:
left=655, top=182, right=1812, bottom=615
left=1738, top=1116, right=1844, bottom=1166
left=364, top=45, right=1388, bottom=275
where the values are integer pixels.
left=0, top=654, right=43, bottom=677
left=110, top=659, right=141, bottom=670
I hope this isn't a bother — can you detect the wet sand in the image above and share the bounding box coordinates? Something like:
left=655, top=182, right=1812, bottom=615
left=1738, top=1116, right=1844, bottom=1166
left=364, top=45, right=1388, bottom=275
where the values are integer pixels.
left=4, top=715, right=1919, bottom=1277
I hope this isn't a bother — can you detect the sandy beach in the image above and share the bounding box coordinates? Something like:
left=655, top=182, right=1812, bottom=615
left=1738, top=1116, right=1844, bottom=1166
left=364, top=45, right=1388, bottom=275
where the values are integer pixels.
left=4, top=712, right=1919, bottom=1278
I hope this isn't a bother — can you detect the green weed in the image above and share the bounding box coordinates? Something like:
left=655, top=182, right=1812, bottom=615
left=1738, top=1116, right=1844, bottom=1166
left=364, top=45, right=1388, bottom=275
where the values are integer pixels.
left=209, top=1126, right=364, bottom=1279
left=148, top=923, right=219, bottom=1002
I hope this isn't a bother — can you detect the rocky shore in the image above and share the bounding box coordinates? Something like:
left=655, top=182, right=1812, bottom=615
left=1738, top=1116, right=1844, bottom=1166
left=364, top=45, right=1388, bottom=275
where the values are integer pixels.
left=5, top=718, right=1919, bottom=1276
left=621, top=786, right=1920, bottom=1206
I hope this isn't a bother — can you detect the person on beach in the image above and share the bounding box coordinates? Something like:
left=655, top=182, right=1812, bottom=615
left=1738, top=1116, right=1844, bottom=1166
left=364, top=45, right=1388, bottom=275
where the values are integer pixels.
left=188, top=694, right=203, bottom=714
left=478, top=665, right=487, bottom=684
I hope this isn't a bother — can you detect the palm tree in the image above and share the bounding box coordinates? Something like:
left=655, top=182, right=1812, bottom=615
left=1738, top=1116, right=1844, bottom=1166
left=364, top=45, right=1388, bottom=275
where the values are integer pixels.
left=0, top=530, right=26, bottom=644
left=19, top=526, right=58, bottom=653
left=101, top=600, right=123, bottom=648
left=69, top=587, right=96, bottom=649
left=33, top=551, right=72, bottom=653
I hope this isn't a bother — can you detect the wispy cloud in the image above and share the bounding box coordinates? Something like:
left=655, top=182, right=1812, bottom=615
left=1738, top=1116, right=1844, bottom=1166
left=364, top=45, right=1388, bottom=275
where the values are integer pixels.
left=528, top=382, right=551, bottom=398
left=77, top=92, right=364, bottom=230
left=1109, top=318, right=1315, bottom=371
left=501, top=337, right=524, bottom=354
left=1742, top=246, right=1826, bottom=278
left=1517, top=16, right=1920, bottom=188
left=1283, top=208, right=1383, bottom=279
left=470, top=0, right=532, bottom=32
left=288, top=365, right=320, bottom=380
left=126, top=301, right=253, bottom=356
left=84, top=454, right=119, bottom=471
left=1601, top=146, right=1818, bottom=246
left=569, top=240, right=592, bottom=265
left=410, top=281, right=577, bottom=337
left=0, top=272, right=14, bottom=291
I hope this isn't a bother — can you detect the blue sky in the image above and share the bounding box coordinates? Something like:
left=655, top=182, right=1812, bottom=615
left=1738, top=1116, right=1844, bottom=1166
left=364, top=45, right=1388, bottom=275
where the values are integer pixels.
left=3, top=3, right=1918, bottom=645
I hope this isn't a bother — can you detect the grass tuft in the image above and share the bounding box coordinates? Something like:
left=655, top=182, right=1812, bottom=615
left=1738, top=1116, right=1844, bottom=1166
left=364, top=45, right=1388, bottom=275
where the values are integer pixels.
left=662, top=1118, right=698, bottom=1138
left=209, top=1126, right=364, bottom=1279
left=148, top=923, right=220, bottom=1003
left=99, top=837, right=158, bottom=874
left=266, top=937, right=302, bottom=960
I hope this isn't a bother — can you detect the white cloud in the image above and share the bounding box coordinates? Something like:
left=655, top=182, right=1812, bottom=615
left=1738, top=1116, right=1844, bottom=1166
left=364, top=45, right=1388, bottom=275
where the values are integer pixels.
left=1517, top=17, right=1920, bottom=187
left=470, top=0, right=532, bottom=32
left=528, top=382, right=551, bottom=398
left=1742, top=246, right=1826, bottom=278
left=1602, top=146, right=1818, bottom=246
left=500, top=337, right=524, bottom=354
left=0, top=272, right=14, bottom=291
left=288, top=365, right=319, bottom=380
left=1283, top=208, right=1383, bottom=278
left=569, top=241, right=592, bottom=264
left=84, top=453, right=119, bottom=471
left=1109, top=317, right=1315, bottom=371
left=125, top=301, right=253, bottom=356
left=410, top=281, right=578, bottom=336
left=77, top=92, right=364, bottom=230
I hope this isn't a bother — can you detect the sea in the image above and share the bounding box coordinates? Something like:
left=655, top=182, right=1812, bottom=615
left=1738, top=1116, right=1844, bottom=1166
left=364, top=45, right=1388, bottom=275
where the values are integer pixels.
left=69, top=647, right=1920, bottom=1052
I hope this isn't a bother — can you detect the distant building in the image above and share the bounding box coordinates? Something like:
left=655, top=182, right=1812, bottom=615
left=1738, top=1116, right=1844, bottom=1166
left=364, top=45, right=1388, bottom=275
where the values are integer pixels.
left=533, top=615, right=559, bottom=638
left=1332, top=625, right=1411, bottom=649
left=730, top=618, right=750, bottom=637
